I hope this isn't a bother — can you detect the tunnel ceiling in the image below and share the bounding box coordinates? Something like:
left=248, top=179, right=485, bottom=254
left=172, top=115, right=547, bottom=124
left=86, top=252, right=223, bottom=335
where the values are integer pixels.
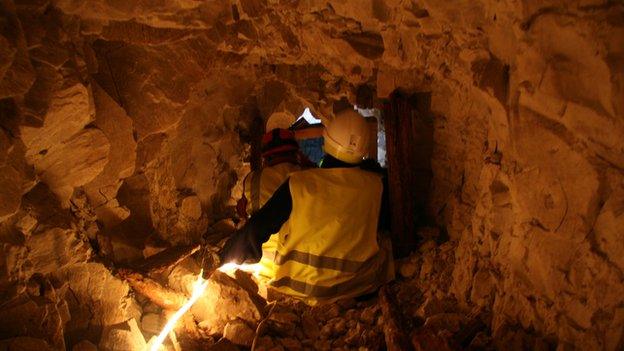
left=1, top=0, right=623, bottom=350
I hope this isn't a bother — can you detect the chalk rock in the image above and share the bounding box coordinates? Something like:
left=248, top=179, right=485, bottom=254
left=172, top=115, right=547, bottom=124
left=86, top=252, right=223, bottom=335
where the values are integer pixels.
left=209, top=338, right=241, bottom=351
left=72, top=340, right=98, bottom=351
left=301, top=312, right=320, bottom=340
left=0, top=131, right=34, bottom=221
left=594, top=184, right=624, bottom=272
left=54, top=0, right=232, bottom=29
left=417, top=297, right=444, bottom=319
left=169, top=262, right=264, bottom=335
left=399, top=260, right=418, bottom=278
left=98, top=318, right=146, bottom=351
left=52, top=263, right=142, bottom=346
left=140, top=312, right=165, bottom=336
left=194, top=270, right=265, bottom=335
left=24, top=228, right=91, bottom=276
left=359, top=305, right=380, bottom=325
left=0, top=0, right=35, bottom=99
left=14, top=213, right=37, bottom=236
left=19, top=83, right=94, bottom=157
left=0, top=287, right=66, bottom=350
left=223, top=320, right=255, bottom=347
left=20, top=82, right=110, bottom=205
left=34, top=128, right=110, bottom=206
left=269, top=312, right=299, bottom=325
left=180, top=195, right=202, bottom=220
left=424, top=313, right=466, bottom=334
left=0, top=337, right=54, bottom=351
left=83, top=82, right=136, bottom=209
left=279, top=337, right=303, bottom=350
left=0, top=162, right=24, bottom=221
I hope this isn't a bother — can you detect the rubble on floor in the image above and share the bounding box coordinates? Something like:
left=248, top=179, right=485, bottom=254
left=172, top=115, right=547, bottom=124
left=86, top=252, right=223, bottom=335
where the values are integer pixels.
left=0, top=215, right=596, bottom=351
left=126, top=236, right=493, bottom=351
left=0, top=231, right=469, bottom=351
left=0, top=174, right=571, bottom=351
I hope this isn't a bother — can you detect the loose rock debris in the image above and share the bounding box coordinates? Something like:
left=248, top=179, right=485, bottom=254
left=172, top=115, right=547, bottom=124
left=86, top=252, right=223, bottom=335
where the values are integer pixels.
left=0, top=233, right=495, bottom=351
left=111, top=239, right=496, bottom=351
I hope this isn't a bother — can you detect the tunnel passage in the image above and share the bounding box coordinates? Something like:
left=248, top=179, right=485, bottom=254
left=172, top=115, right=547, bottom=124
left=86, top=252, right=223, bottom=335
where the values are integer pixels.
left=1, top=1, right=623, bottom=351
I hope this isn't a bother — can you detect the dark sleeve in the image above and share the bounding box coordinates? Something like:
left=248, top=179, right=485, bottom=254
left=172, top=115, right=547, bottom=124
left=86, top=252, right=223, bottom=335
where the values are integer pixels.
left=219, top=179, right=293, bottom=264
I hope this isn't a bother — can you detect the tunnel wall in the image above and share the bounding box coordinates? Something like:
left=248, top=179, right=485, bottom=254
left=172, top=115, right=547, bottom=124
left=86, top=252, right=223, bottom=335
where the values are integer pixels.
left=0, top=0, right=623, bottom=349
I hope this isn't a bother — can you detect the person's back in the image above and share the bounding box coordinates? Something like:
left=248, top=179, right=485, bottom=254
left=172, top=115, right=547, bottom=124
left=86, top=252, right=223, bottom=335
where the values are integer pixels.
left=271, top=166, right=391, bottom=304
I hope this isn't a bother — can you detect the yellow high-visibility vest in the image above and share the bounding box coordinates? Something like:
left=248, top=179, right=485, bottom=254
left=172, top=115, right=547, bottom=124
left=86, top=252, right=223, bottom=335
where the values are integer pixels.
left=271, top=167, right=394, bottom=305
left=244, top=162, right=301, bottom=214
left=243, top=162, right=300, bottom=279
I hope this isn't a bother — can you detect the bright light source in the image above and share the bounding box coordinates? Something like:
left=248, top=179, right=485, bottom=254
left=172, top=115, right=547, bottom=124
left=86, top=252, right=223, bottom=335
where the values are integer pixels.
left=218, top=262, right=261, bottom=277
left=296, top=107, right=322, bottom=125
left=150, top=270, right=209, bottom=351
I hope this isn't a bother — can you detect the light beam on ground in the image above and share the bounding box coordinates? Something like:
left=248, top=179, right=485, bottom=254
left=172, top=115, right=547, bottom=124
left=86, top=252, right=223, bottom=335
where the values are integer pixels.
left=150, top=269, right=209, bottom=351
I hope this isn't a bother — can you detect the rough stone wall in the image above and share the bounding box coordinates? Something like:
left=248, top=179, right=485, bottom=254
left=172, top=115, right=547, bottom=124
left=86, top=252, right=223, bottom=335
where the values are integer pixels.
left=0, top=0, right=622, bottom=349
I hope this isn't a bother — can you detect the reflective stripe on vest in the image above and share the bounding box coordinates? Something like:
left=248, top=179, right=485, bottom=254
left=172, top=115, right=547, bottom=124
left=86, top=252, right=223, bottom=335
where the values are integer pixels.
left=271, top=245, right=390, bottom=298
left=274, top=250, right=364, bottom=272
left=271, top=167, right=390, bottom=304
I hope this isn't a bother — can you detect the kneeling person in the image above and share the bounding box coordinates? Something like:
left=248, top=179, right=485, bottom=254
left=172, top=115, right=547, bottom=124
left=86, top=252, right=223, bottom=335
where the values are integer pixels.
left=222, top=108, right=393, bottom=304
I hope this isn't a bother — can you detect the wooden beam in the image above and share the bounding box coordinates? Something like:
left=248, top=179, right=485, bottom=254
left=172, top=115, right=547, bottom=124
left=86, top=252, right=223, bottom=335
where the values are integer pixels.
left=379, top=286, right=414, bottom=351
left=382, top=91, right=433, bottom=257
left=118, top=269, right=186, bottom=310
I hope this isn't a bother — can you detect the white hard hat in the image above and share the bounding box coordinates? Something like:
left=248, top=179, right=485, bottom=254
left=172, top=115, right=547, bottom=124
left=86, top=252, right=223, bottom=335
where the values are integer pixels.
left=266, top=111, right=295, bottom=131
left=323, top=109, right=370, bottom=164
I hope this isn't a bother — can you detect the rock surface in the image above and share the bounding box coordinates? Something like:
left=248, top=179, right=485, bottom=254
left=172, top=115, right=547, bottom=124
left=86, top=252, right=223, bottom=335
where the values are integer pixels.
left=168, top=260, right=265, bottom=335
left=52, top=263, right=142, bottom=347
left=0, top=0, right=622, bottom=350
left=98, top=318, right=146, bottom=351
left=223, top=320, right=255, bottom=347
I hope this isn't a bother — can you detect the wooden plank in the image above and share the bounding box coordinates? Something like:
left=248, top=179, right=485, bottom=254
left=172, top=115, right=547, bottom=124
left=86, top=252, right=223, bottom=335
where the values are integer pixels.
left=382, top=91, right=433, bottom=257
left=118, top=269, right=186, bottom=310
left=379, top=286, right=414, bottom=351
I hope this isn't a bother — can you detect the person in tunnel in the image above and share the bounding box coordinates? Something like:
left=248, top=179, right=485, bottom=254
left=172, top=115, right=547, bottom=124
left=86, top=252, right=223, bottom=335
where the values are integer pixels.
left=236, top=126, right=306, bottom=280
left=222, top=108, right=394, bottom=305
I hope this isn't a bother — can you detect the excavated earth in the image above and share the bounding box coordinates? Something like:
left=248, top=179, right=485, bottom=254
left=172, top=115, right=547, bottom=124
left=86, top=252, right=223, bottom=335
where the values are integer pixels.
left=1, top=0, right=623, bottom=350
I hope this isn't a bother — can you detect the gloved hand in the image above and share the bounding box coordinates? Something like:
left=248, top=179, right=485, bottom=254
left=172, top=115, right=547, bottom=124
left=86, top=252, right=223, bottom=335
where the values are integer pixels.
left=218, top=227, right=263, bottom=264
